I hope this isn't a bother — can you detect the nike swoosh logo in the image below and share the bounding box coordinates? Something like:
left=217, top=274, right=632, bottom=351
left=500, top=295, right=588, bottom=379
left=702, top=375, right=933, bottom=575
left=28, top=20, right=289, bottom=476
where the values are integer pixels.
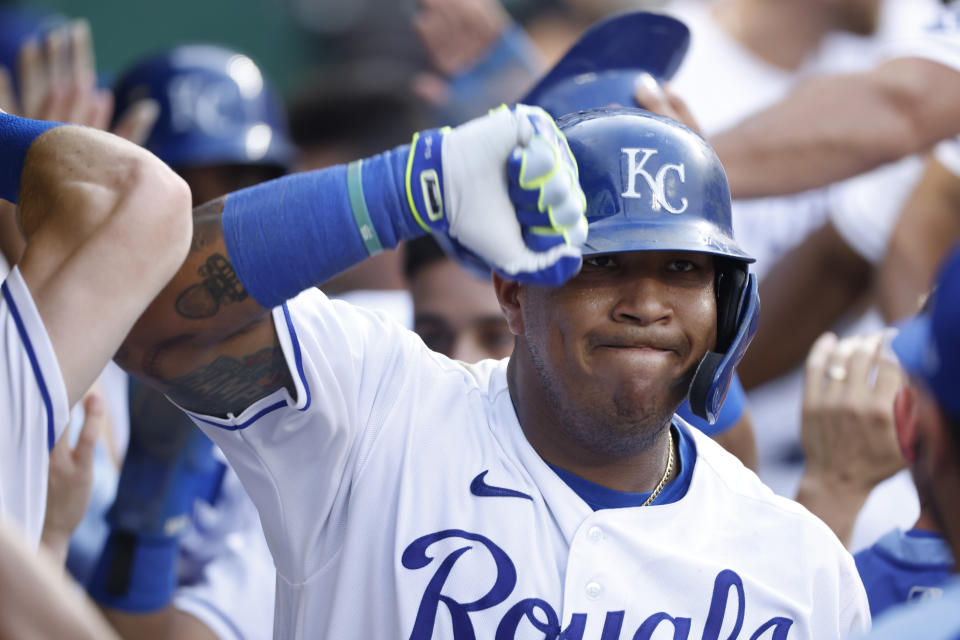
left=470, top=470, right=533, bottom=500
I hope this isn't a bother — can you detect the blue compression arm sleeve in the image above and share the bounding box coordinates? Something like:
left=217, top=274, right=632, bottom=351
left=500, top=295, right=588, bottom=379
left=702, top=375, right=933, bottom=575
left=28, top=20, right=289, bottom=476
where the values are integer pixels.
left=0, top=113, right=62, bottom=203
left=222, top=144, right=426, bottom=308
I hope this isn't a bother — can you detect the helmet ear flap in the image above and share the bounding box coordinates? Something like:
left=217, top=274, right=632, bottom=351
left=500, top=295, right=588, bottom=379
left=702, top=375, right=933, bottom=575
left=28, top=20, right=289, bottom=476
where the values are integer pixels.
left=688, top=268, right=759, bottom=423
left=715, top=260, right=747, bottom=353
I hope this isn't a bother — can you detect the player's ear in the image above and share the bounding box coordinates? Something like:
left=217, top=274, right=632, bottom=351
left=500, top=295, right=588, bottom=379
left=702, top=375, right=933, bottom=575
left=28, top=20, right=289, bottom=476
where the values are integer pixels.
left=492, top=273, right=525, bottom=336
left=894, top=385, right=919, bottom=463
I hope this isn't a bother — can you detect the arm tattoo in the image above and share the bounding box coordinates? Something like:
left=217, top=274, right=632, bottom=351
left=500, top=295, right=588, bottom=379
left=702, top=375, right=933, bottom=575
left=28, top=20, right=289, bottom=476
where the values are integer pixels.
left=163, top=344, right=293, bottom=417
left=175, top=199, right=250, bottom=319
left=175, top=253, right=249, bottom=319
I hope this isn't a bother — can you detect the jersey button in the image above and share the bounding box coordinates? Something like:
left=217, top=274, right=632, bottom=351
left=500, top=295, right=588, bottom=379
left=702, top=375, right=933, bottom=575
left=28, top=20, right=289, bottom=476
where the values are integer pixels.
left=585, top=581, right=602, bottom=600
left=587, top=526, right=604, bottom=543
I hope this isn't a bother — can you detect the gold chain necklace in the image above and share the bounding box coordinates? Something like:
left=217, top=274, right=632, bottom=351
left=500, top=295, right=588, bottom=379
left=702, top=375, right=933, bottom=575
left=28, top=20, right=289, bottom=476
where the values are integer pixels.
left=641, top=429, right=674, bottom=507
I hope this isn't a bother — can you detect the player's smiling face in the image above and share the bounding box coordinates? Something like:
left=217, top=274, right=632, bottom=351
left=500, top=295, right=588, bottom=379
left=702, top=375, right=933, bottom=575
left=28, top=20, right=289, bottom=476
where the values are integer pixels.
left=496, top=250, right=717, bottom=459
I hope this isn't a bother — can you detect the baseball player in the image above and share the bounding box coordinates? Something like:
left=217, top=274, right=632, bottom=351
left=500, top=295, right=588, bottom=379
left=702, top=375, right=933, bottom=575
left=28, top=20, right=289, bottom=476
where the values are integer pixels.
left=854, top=244, right=960, bottom=638
left=116, top=97, right=869, bottom=637
left=794, top=327, right=954, bottom=616
left=0, top=112, right=191, bottom=546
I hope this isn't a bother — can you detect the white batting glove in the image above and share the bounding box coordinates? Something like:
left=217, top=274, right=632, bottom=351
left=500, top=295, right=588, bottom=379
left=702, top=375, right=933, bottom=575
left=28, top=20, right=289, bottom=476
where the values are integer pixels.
left=405, top=104, right=587, bottom=286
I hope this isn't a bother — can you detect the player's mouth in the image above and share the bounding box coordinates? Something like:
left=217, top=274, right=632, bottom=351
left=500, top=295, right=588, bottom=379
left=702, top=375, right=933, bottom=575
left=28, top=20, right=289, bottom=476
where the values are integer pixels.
left=588, top=333, right=682, bottom=355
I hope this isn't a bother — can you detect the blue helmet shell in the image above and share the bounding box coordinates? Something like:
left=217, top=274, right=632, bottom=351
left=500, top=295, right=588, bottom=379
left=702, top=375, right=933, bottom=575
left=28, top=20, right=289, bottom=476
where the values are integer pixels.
left=523, top=11, right=690, bottom=119
left=113, top=44, right=296, bottom=171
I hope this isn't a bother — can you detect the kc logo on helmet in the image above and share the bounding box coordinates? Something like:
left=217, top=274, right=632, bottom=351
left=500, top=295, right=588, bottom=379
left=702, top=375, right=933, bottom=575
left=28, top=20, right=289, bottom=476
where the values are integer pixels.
left=620, top=148, right=688, bottom=214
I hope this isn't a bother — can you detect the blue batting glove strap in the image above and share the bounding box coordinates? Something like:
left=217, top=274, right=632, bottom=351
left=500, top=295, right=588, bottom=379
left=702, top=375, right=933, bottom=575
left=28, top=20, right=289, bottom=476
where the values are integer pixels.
left=405, top=127, right=451, bottom=234
left=0, top=112, right=62, bottom=203
left=87, top=531, right=179, bottom=613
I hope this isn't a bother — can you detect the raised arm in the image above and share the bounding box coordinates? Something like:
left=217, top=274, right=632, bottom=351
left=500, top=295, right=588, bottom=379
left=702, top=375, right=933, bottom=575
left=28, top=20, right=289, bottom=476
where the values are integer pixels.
left=711, top=58, right=960, bottom=198
left=120, top=105, right=587, bottom=417
left=3, top=115, right=192, bottom=406
left=879, top=152, right=960, bottom=322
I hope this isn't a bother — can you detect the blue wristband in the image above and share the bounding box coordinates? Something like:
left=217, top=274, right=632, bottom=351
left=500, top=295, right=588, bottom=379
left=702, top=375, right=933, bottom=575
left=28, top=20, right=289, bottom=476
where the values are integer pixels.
left=87, top=531, right=179, bottom=613
left=0, top=113, right=62, bottom=203
left=223, top=143, right=426, bottom=308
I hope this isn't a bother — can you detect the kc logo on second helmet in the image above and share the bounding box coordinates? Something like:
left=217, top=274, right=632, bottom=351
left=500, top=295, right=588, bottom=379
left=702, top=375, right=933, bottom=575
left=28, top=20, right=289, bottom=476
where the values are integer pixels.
left=620, top=148, right=688, bottom=214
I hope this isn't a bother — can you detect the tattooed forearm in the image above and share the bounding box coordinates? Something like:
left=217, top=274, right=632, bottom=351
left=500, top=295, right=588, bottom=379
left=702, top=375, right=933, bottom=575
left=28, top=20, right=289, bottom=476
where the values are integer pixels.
left=175, top=199, right=253, bottom=319
left=162, top=344, right=294, bottom=417
left=175, top=253, right=249, bottom=318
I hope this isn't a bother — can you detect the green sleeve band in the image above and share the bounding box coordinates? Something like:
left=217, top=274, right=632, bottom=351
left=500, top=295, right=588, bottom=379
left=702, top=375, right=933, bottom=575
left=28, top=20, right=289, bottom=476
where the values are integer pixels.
left=347, top=159, right=385, bottom=255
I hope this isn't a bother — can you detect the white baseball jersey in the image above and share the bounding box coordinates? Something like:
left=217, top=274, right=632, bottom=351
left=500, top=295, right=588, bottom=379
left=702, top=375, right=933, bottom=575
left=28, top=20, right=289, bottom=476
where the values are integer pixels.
left=0, top=266, right=70, bottom=545
left=184, top=289, right=869, bottom=640
left=174, top=455, right=275, bottom=640
left=884, top=0, right=960, bottom=72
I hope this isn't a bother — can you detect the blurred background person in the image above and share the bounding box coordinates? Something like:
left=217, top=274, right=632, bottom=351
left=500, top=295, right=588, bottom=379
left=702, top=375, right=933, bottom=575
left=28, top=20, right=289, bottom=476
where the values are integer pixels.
left=795, top=329, right=954, bottom=619
left=853, top=243, right=960, bottom=637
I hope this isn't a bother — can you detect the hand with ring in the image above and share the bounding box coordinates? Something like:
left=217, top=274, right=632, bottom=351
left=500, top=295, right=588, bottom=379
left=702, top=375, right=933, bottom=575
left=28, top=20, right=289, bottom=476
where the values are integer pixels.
left=795, top=331, right=907, bottom=545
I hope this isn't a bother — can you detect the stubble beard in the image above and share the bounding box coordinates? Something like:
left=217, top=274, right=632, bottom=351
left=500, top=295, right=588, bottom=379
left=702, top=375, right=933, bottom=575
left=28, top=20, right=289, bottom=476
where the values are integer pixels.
left=526, top=338, right=680, bottom=459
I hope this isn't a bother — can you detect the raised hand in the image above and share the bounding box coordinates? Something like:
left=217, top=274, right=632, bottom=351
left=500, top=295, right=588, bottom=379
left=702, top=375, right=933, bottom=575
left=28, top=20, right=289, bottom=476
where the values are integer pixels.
left=795, top=331, right=907, bottom=544
left=407, top=104, right=587, bottom=286
left=41, top=387, right=106, bottom=566
left=1, top=18, right=158, bottom=144
left=414, top=0, right=509, bottom=77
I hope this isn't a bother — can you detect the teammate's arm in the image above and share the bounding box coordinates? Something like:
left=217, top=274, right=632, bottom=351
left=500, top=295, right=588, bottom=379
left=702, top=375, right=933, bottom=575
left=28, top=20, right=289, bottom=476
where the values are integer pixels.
left=2, top=114, right=192, bottom=406
left=0, top=522, right=120, bottom=640
left=879, top=154, right=960, bottom=322
left=738, top=222, right=872, bottom=389
left=118, top=199, right=288, bottom=418
left=120, top=106, right=587, bottom=418
left=709, top=58, right=960, bottom=199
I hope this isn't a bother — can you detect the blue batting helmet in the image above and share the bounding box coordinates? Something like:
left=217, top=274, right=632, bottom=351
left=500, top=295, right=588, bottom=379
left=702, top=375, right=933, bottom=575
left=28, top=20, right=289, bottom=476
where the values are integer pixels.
left=523, top=11, right=690, bottom=119
left=113, top=44, right=296, bottom=171
left=558, top=107, right=759, bottom=424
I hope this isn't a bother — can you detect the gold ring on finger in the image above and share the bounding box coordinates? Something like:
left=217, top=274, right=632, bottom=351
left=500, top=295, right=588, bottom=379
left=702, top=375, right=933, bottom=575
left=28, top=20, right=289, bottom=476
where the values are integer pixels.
left=826, top=364, right=848, bottom=382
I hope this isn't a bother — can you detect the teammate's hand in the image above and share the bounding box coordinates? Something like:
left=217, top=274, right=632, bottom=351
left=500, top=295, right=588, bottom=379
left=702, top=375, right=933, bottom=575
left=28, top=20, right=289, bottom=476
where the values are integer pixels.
left=1, top=18, right=158, bottom=144
left=795, top=331, right=907, bottom=544
left=633, top=72, right=702, bottom=135
left=41, top=388, right=105, bottom=565
left=801, top=331, right=906, bottom=490
left=414, top=0, right=509, bottom=78
left=406, top=104, right=587, bottom=286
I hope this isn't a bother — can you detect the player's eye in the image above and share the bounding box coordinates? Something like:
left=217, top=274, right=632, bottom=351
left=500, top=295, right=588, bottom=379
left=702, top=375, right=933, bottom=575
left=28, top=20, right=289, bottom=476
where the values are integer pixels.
left=667, top=259, right=696, bottom=273
left=583, top=255, right=618, bottom=269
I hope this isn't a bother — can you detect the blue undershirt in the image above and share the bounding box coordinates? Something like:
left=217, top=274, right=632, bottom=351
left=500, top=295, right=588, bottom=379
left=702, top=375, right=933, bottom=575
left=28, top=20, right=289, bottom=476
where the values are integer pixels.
left=548, top=420, right=696, bottom=510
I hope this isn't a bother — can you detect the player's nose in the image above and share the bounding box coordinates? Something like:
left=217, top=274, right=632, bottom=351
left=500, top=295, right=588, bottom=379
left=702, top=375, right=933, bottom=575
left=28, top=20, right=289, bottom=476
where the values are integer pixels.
left=610, top=276, right=672, bottom=326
